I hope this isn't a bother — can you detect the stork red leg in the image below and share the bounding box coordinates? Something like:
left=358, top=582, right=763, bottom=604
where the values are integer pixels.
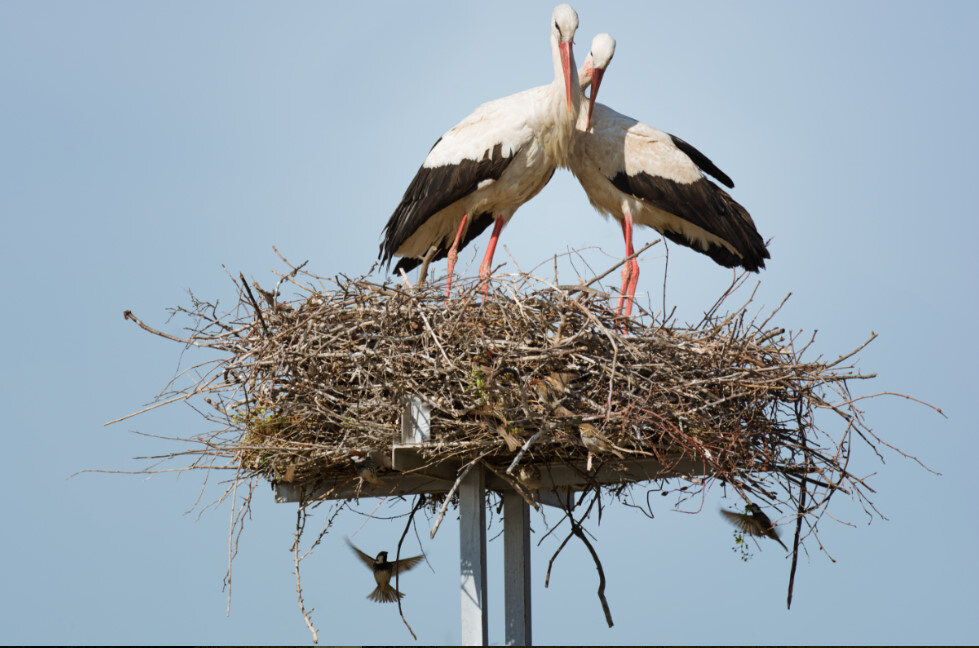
left=625, top=259, right=640, bottom=316
left=623, top=222, right=640, bottom=317
left=615, top=210, right=638, bottom=317
left=445, top=213, right=470, bottom=297
left=478, top=215, right=505, bottom=295
left=615, top=219, right=630, bottom=315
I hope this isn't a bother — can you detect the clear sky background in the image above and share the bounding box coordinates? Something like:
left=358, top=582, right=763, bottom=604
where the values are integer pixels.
left=1, top=1, right=976, bottom=644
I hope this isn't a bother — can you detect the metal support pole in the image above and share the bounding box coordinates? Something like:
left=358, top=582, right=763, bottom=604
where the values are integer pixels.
left=401, top=396, right=431, bottom=444
left=503, top=493, right=532, bottom=646
left=459, top=467, right=488, bottom=646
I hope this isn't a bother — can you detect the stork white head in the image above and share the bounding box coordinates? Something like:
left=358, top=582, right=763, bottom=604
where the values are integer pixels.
left=550, top=4, right=579, bottom=113
left=580, top=33, right=615, bottom=131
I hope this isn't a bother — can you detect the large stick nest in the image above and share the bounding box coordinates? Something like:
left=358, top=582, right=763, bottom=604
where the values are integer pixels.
left=117, top=253, right=937, bottom=636
left=123, top=255, right=898, bottom=516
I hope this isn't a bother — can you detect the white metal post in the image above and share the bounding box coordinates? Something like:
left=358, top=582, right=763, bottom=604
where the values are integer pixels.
left=401, top=396, right=431, bottom=444
left=503, top=493, right=532, bottom=646
left=459, top=467, right=488, bottom=646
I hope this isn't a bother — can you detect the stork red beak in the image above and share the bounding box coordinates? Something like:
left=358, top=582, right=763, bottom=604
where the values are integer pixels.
left=586, top=67, right=603, bottom=131
left=559, top=40, right=572, bottom=113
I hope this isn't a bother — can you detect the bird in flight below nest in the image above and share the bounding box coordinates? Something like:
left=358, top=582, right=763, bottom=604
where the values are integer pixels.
left=347, top=540, right=424, bottom=603
left=720, top=502, right=788, bottom=551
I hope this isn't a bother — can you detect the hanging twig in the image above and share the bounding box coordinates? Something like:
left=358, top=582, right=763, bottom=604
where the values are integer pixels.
left=570, top=518, right=614, bottom=628
left=545, top=493, right=599, bottom=587
left=787, top=398, right=809, bottom=610
left=293, top=507, right=319, bottom=644
left=395, top=495, right=426, bottom=641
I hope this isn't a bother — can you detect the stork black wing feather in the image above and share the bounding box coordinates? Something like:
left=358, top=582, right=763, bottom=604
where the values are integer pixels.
left=668, top=133, right=735, bottom=189
left=379, top=142, right=516, bottom=268
left=392, top=212, right=496, bottom=274
left=609, top=171, right=769, bottom=272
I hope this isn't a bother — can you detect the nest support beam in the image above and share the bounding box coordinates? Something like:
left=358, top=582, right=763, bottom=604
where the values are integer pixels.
left=273, top=449, right=708, bottom=504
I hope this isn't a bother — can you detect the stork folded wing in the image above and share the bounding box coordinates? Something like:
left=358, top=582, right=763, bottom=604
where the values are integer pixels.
left=379, top=141, right=518, bottom=270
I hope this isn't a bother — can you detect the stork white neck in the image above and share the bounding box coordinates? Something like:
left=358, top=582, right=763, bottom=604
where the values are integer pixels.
left=575, top=34, right=614, bottom=132
left=546, top=4, right=582, bottom=166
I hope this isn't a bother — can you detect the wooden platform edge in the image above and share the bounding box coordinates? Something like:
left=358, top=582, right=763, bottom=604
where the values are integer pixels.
left=274, top=447, right=708, bottom=504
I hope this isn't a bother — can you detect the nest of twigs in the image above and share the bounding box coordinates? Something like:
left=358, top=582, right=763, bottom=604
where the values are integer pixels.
left=116, top=251, right=937, bottom=637
left=121, top=253, right=901, bottom=514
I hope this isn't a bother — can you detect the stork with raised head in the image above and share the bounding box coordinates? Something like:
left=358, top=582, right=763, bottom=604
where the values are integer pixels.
left=379, top=5, right=582, bottom=295
left=570, top=34, right=770, bottom=317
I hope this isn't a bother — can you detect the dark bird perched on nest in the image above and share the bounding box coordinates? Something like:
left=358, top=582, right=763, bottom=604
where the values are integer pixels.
left=530, top=371, right=625, bottom=470
left=348, top=450, right=381, bottom=486
left=580, top=422, right=624, bottom=471
left=721, top=502, right=788, bottom=551
left=348, top=540, right=424, bottom=603
left=517, top=464, right=543, bottom=491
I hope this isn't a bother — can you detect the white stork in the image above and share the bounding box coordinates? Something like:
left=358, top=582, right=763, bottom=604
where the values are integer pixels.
left=570, top=34, right=770, bottom=316
left=379, top=4, right=582, bottom=295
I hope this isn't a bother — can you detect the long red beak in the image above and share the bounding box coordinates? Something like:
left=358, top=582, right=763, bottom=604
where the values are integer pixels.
left=586, top=68, right=603, bottom=131
left=559, top=41, right=572, bottom=113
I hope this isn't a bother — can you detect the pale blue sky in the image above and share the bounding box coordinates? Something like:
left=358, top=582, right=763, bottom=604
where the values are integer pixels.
left=1, top=1, right=976, bottom=644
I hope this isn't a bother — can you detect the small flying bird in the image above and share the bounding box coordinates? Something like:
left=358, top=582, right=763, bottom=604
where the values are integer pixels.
left=349, top=450, right=381, bottom=486
left=580, top=422, right=624, bottom=471
left=570, top=34, right=769, bottom=317
left=379, top=5, right=582, bottom=295
left=348, top=541, right=424, bottom=604
left=721, top=502, right=788, bottom=551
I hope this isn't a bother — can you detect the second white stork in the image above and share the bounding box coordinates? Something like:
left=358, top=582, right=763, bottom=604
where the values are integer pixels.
left=570, top=34, right=770, bottom=316
left=379, top=4, right=582, bottom=295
